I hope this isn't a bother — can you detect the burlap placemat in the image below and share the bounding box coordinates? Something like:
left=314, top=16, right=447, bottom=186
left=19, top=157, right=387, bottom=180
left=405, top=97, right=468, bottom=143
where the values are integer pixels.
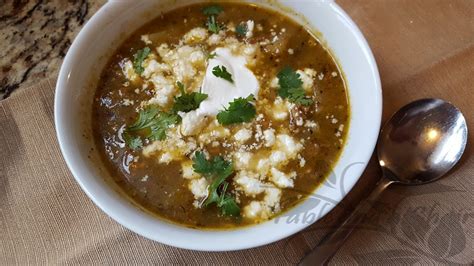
left=1, top=0, right=473, bottom=264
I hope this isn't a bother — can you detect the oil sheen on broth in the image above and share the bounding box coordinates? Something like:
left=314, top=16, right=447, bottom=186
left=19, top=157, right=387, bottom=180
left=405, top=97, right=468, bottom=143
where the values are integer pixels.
left=93, top=2, right=349, bottom=229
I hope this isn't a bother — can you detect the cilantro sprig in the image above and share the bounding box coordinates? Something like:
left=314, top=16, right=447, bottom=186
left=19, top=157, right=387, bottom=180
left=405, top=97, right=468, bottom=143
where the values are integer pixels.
left=217, top=95, right=257, bottom=125
left=202, top=5, right=223, bottom=16
left=123, top=134, right=143, bottom=150
left=132, top=47, right=151, bottom=75
left=276, top=66, right=314, bottom=106
left=203, top=5, right=223, bottom=34
left=171, top=82, right=208, bottom=113
left=192, top=151, right=239, bottom=216
left=212, top=65, right=234, bottom=83
left=123, top=106, right=180, bottom=149
left=235, top=23, right=248, bottom=37
left=207, top=52, right=217, bottom=60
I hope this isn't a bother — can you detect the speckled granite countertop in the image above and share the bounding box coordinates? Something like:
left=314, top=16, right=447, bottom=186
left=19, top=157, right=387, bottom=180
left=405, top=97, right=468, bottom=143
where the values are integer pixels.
left=0, top=0, right=106, bottom=99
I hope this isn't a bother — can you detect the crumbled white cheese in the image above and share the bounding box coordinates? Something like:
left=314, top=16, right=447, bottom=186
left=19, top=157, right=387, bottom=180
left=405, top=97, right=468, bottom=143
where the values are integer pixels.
left=180, top=111, right=208, bottom=136
left=181, top=161, right=199, bottom=179
left=276, top=134, right=303, bottom=158
left=208, top=33, right=223, bottom=45
left=270, top=151, right=287, bottom=166
left=270, top=97, right=290, bottom=121
left=246, top=20, right=255, bottom=38
left=142, top=127, right=197, bottom=160
left=141, top=35, right=152, bottom=44
left=298, top=155, right=306, bottom=167
left=243, top=184, right=282, bottom=219
left=270, top=167, right=295, bottom=188
left=189, top=178, right=208, bottom=200
left=297, top=68, right=316, bottom=92
left=288, top=48, right=294, bottom=55
left=147, top=74, right=175, bottom=107
left=295, top=117, right=304, bottom=126
left=257, top=158, right=271, bottom=175
left=234, top=128, right=252, bottom=143
left=158, top=44, right=206, bottom=82
left=243, top=201, right=265, bottom=219
left=270, top=77, right=279, bottom=88
left=141, top=175, right=149, bottom=182
left=305, top=120, right=318, bottom=128
left=234, top=151, right=252, bottom=170
left=331, top=71, right=338, bottom=77
left=122, top=99, right=134, bottom=106
left=142, top=59, right=170, bottom=79
left=263, top=185, right=281, bottom=210
left=263, top=128, right=275, bottom=147
left=183, top=27, right=209, bottom=44
left=234, top=171, right=264, bottom=196
left=254, top=124, right=263, bottom=141
left=120, top=59, right=138, bottom=81
left=197, top=121, right=231, bottom=144
left=159, top=152, right=173, bottom=164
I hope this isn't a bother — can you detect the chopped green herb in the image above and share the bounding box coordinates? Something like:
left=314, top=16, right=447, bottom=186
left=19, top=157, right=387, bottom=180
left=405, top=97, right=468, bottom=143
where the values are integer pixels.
left=207, top=52, right=217, bottom=60
left=132, top=47, right=151, bottom=75
left=127, top=106, right=180, bottom=141
left=216, top=95, right=256, bottom=125
left=206, top=15, right=222, bottom=34
left=217, top=182, right=240, bottom=216
left=276, top=66, right=314, bottom=106
left=202, top=5, right=223, bottom=16
left=212, top=65, right=234, bottom=83
left=176, top=81, right=185, bottom=92
left=192, top=151, right=239, bottom=216
left=203, top=5, right=223, bottom=34
left=123, top=133, right=143, bottom=150
left=235, top=23, right=248, bottom=37
left=171, top=82, right=208, bottom=113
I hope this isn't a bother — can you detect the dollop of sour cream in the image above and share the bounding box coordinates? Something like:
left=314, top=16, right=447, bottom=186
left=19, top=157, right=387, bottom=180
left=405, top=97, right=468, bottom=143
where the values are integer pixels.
left=179, top=47, right=260, bottom=136
left=199, top=47, right=259, bottom=115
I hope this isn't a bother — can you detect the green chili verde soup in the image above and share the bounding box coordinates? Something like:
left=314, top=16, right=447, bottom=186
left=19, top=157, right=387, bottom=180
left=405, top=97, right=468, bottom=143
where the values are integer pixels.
left=92, top=2, right=349, bottom=229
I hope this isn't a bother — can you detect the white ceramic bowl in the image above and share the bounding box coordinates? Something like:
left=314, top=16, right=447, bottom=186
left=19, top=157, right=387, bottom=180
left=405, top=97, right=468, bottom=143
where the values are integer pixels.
left=55, top=0, right=381, bottom=251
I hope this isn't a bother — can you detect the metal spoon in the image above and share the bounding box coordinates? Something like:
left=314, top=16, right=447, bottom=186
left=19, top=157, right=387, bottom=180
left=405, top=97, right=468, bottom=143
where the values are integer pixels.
left=299, top=98, right=468, bottom=265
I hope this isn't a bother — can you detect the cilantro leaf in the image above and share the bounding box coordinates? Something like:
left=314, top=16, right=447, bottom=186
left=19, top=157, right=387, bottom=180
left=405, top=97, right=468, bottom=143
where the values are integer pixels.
left=127, top=106, right=180, bottom=141
left=147, top=112, right=181, bottom=141
left=217, top=182, right=240, bottom=216
left=287, top=88, right=314, bottom=106
left=127, top=105, right=160, bottom=130
left=192, top=151, right=233, bottom=179
left=206, top=15, right=222, bottom=34
left=202, top=5, right=223, bottom=16
left=133, top=47, right=151, bottom=75
left=217, top=95, right=257, bottom=125
left=276, top=66, right=314, bottom=106
left=123, top=133, right=143, bottom=150
left=212, top=65, right=234, bottom=83
left=171, top=82, right=208, bottom=113
left=207, top=52, right=217, bottom=60
left=203, top=5, right=223, bottom=34
left=235, top=23, right=248, bottom=37
left=192, top=152, right=239, bottom=216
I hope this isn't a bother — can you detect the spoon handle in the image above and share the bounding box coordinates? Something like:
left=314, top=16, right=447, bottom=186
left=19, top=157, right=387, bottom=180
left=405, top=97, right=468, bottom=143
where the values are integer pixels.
left=298, top=177, right=393, bottom=265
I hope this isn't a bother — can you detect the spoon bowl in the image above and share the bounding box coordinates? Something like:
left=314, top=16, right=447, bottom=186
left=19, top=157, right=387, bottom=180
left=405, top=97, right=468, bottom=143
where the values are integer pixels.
left=378, top=98, right=468, bottom=184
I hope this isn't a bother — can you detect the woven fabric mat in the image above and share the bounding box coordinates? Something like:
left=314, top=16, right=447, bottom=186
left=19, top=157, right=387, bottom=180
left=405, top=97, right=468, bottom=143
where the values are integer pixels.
left=1, top=0, right=473, bottom=264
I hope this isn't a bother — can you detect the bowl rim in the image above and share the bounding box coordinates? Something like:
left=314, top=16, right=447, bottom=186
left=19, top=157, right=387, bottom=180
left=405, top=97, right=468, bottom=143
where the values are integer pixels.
left=55, top=0, right=382, bottom=251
